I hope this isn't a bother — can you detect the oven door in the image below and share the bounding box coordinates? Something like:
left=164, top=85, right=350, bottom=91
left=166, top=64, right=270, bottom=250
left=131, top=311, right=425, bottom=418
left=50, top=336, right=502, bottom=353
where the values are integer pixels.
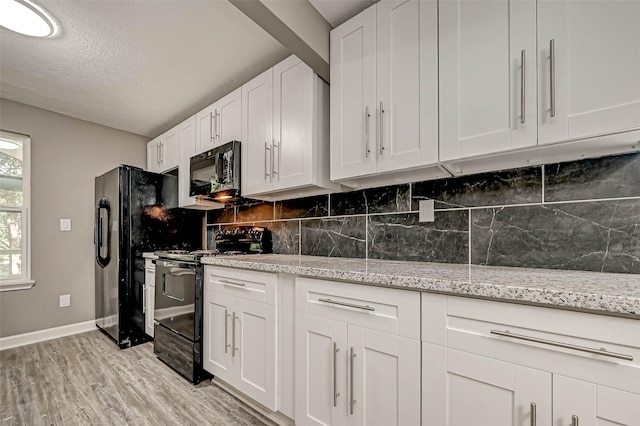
left=154, top=259, right=196, bottom=341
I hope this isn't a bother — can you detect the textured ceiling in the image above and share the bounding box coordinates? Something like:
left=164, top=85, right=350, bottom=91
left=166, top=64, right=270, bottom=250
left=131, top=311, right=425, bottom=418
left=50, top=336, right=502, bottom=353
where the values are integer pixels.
left=0, top=0, right=288, bottom=137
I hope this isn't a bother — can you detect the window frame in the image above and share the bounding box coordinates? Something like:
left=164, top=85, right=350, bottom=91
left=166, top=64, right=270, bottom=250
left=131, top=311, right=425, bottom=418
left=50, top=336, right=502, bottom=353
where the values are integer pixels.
left=0, top=130, right=34, bottom=291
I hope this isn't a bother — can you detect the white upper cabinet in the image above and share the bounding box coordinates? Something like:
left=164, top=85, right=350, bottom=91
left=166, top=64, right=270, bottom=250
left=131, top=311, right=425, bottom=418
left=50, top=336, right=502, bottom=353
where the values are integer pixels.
left=195, top=88, right=242, bottom=155
left=242, top=55, right=338, bottom=201
left=537, top=0, right=640, bottom=145
left=146, top=125, right=181, bottom=174
left=242, top=68, right=274, bottom=197
left=331, top=0, right=439, bottom=183
left=440, top=0, right=640, bottom=164
left=146, top=136, right=162, bottom=173
left=330, top=6, right=377, bottom=181
left=439, top=0, right=537, bottom=162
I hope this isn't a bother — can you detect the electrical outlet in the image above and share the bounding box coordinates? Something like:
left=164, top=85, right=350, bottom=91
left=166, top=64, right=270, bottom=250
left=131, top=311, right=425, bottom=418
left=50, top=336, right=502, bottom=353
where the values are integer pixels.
left=60, top=218, right=71, bottom=231
left=419, top=200, right=435, bottom=223
left=59, top=294, right=70, bottom=307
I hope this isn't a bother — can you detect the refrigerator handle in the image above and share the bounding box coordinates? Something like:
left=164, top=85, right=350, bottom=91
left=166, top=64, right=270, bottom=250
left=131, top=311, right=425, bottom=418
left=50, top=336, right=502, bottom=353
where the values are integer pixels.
left=96, top=197, right=112, bottom=268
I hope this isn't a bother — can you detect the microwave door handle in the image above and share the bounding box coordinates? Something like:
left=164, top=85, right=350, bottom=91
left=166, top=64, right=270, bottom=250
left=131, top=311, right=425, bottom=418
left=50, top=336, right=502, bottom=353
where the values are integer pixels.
left=216, top=152, right=224, bottom=184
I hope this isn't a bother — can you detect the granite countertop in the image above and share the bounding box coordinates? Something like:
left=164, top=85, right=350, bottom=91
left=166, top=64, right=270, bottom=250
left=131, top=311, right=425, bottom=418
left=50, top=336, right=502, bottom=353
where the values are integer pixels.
left=200, top=254, right=640, bottom=318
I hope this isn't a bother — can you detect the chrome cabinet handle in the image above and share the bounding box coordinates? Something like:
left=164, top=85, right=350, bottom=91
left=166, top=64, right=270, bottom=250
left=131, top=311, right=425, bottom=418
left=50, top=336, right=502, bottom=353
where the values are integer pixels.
left=219, top=279, right=246, bottom=289
left=159, top=141, right=163, bottom=165
left=365, top=106, right=371, bottom=158
left=156, top=143, right=161, bottom=166
left=232, top=311, right=238, bottom=357
left=350, top=347, right=356, bottom=415
left=264, top=142, right=271, bottom=180
left=272, top=140, right=279, bottom=179
left=214, top=111, right=216, bottom=141
left=379, top=101, right=385, bottom=156
left=521, top=49, right=526, bottom=124
left=224, top=309, right=230, bottom=354
left=216, top=110, right=221, bottom=142
left=490, top=329, right=633, bottom=361
left=142, top=284, right=146, bottom=314
left=550, top=39, right=556, bottom=118
left=530, top=402, right=536, bottom=426
left=318, top=298, right=375, bottom=312
left=571, top=415, right=579, bottom=426
left=333, top=342, right=340, bottom=407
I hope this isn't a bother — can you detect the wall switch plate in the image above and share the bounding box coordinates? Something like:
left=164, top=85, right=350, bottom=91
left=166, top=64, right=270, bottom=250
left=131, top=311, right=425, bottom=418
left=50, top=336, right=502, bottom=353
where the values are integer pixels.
left=419, top=200, right=435, bottom=223
left=60, top=218, right=71, bottom=231
left=59, top=294, right=70, bottom=307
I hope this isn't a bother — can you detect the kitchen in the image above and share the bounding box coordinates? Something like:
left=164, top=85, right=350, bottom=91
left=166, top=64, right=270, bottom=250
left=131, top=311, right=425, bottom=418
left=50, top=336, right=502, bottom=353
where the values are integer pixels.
left=1, top=0, right=639, bottom=425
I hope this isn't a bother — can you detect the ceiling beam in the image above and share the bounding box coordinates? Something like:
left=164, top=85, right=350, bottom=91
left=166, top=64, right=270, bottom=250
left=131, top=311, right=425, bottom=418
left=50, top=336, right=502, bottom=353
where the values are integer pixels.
left=229, top=0, right=331, bottom=83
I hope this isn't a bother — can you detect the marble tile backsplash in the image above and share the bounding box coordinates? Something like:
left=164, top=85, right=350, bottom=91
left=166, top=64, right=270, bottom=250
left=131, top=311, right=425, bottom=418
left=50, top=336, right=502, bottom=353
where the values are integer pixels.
left=206, top=152, right=640, bottom=274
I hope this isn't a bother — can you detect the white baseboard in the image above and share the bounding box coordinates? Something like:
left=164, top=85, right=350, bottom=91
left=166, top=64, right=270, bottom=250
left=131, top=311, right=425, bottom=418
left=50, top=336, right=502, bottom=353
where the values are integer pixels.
left=0, top=320, right=96, bottom=351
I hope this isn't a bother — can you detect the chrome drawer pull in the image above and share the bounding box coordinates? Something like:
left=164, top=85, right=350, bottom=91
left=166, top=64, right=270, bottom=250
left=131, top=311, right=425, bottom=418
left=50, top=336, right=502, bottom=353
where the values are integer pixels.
left=333, top=342, right=340, bottom=407
left=490, top=329, right=633, bottom=361
left=571, top=415, right=579, bottom=426
left=219, top=279, right=246, bottom=288
left=350, top=347, right=356, bottom=415
left=318, top=298, right=375, bottom=312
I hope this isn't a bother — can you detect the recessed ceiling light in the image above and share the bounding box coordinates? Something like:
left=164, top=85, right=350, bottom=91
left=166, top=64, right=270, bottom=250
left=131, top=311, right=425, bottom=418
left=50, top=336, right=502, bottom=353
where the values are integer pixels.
left=0, top=0, right=59, bottom=37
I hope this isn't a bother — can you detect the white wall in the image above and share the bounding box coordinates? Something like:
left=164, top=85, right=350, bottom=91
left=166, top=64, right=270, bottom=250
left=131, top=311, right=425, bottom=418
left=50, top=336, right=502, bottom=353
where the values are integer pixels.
left=0, top=99, right=149, bottom=338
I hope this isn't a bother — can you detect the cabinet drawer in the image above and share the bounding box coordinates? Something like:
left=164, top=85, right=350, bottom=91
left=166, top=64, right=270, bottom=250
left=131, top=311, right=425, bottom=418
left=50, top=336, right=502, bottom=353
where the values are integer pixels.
left=445, top=297, right=640, bottom=393
left=295, top=277, right=420, bottom=339
left=204, top=266, right=277, bottom=305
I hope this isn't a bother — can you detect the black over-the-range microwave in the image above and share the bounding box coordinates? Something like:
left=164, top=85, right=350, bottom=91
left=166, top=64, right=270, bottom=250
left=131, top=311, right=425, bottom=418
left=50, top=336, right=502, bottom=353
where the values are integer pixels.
left=189, top=140, right=241, bottom=203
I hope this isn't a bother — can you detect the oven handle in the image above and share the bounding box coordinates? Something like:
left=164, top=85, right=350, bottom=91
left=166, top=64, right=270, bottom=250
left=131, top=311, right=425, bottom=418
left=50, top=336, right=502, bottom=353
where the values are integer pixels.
left=162, top=273, right=186, bottom=302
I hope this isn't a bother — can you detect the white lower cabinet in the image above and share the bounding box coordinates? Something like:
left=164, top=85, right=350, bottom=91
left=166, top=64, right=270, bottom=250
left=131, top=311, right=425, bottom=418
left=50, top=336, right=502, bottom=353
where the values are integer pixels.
left=295, top=277, right=421, bottom=426
left=143, top=259, right=155, bottom=337
left=203, top=266, right=278, bottom=411
left=421, top=294, right=640, bottom=426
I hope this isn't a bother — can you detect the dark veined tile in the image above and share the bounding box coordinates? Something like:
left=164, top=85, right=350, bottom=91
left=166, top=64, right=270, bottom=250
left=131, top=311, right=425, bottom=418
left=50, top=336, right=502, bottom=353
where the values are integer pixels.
left=412, top=166, right=542, bottom=210
left=471, top=199, right=640, bottom=273
left=545, top=152, right=640, bottom=202
left=206, top=225, right=219, bottom=250
left=236, top=201, right=274, bottom=223
left=330, top=184, right=411, bottom=216
left=301, top=216, right=366, bottom=258
left=255, top=220, right=300, bottom=255
left=275, top=195, right=329, bottom=220
left=368, top=211, right=469, bottom=264
left=207, top=207, right=235, bottom=224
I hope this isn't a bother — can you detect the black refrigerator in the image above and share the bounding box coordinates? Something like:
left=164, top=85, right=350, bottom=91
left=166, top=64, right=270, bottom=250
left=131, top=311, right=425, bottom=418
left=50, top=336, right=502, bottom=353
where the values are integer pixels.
left=94, top=165, right=203, bottom=348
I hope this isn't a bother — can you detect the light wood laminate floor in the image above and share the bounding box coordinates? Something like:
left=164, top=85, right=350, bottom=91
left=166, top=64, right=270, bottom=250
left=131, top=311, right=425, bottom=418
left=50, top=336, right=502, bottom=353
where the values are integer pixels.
left=1, top=330, right=275, bottom=425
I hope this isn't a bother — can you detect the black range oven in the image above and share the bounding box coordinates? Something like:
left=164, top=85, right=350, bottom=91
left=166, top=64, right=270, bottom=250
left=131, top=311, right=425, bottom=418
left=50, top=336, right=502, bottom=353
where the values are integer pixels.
left=153, top=255, right=211, bottom=384
left=153, top=226, right=271, bottom=384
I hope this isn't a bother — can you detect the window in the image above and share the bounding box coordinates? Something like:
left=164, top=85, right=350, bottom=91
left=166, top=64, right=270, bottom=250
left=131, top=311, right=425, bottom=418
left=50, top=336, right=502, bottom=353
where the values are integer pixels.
left=0, top=130, right=33, bottom=291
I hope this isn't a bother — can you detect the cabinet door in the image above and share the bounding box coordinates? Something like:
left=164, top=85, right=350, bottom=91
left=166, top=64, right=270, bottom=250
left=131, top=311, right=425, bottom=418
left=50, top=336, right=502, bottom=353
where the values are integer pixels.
left=178, top=116, right=196, bottom=207
left=217, top=88, right=242, bottom=146
left=330, top=6, right=377, bottom=181
left=377, top=0, right=436, bottom=173
left=146, top=137, right=162, bottom=173
left=425, top=348, right=551, bottom=426
left=537, top=0, right=640, bottom=145
left=242, top=68, right=274, bottom=196
left=348, top=326, right=420, bottom=426
left=272, top=55, right=313, bottom=191
left=234, top=297, right=277, bottom=411
left=160, top=127, right=180, bottom=172
left=195, top=102, right=217, bottom=155
left=554, top=375, right=640, bottom=426
left=439, top=0, right=537, bottom=161
left=203, top=291, right=234, bottom=382
left=295, top=313, right=348, bottom=426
